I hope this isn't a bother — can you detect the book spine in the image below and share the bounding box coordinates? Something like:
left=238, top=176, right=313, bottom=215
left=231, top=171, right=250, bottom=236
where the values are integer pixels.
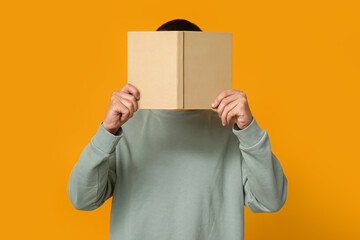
left=177, top=31, right=184, bottom=109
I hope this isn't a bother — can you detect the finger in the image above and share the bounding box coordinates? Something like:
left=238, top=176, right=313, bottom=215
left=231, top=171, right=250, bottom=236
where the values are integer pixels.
left=122, top=83, right=140, bottom=100
left=118, top=91, right=138, bottom=112
left=211, top=89, right=234, bottom=108
left=119, top=97, right=135, bottom=118
left=227, top=106, right=239, bottom=126
left=221, top=100, right=238, bottom=126
left=217, top=93, right=238, bottom=117
left=114, top=100, right=128, bottom=122
left=113, top=96, right=129, bottom=122
left=112, top=93, right=134, bottom=119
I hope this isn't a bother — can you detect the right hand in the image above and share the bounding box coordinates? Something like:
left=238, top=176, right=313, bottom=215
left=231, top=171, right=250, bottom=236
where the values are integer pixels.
left=102, top=83, right=140, bottom=134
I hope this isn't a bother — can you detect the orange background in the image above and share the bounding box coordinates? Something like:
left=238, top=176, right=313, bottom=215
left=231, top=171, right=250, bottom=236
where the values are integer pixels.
left=1, top=0, right=359, bottom=239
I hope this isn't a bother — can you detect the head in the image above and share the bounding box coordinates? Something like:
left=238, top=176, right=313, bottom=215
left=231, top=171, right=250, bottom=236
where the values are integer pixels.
left=156, top=19, right=202, bottom=32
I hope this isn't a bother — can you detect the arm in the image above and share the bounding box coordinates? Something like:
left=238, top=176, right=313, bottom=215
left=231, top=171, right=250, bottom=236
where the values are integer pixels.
left=232, top=117, right=288, bottom=213
left=67, top=121, right=123, bottom=211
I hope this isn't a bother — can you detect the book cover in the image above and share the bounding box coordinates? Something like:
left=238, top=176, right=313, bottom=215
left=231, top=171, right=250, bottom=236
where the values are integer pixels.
left=127, top=31, right=232, bottom=109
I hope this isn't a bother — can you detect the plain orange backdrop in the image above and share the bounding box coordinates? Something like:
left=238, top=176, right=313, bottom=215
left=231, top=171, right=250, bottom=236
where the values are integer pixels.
left=1, top=0, right=359, bottom=239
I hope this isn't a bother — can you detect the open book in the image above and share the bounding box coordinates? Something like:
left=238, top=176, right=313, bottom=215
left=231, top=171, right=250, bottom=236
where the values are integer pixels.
left=127, top=31, right=232, bottom=109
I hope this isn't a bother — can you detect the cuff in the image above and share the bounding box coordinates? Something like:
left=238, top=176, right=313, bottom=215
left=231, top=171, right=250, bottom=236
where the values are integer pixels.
left=91, top=121, right=123, bottom=154
left=232, top=117, right=265, bottom=148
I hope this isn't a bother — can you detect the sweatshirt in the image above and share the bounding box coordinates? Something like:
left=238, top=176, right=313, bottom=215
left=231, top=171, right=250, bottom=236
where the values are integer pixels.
left=67, top=109, right=288, bottom=240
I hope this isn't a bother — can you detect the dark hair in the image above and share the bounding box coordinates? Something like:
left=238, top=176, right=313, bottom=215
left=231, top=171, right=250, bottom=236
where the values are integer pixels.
left=156, top=19, right=202, bottom=31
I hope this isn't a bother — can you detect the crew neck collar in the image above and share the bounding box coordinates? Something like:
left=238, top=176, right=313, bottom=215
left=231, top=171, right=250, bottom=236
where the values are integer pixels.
left=149, top=109, right=209, bottom=118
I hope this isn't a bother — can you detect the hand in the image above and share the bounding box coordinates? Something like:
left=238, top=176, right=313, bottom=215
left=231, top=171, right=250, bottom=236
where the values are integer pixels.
left=211, top=89, right=253, bottom=129
left=102, top=83, right=140, bottom=134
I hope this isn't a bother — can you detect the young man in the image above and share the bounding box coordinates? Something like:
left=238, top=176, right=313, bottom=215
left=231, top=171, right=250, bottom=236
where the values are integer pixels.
left=67, top=19, right=288, bottom=240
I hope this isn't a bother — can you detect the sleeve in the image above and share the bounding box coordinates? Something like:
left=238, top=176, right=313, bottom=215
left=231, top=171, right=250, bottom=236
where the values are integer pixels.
left=232, top=117, right=288, bottom=213
left=67, top=121, right=123, bottom=211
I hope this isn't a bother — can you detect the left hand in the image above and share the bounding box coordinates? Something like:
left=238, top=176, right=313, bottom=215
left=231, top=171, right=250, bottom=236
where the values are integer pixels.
left=211, top=89, right=253, bottom=129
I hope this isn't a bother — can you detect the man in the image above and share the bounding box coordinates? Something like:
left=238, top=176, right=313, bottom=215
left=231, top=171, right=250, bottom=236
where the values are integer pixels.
left=67, top=19, right=288, bottom=240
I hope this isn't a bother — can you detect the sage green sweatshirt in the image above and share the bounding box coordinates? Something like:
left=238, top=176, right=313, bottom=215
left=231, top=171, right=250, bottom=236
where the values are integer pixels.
left=67, top=109, right=287, bottom=240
